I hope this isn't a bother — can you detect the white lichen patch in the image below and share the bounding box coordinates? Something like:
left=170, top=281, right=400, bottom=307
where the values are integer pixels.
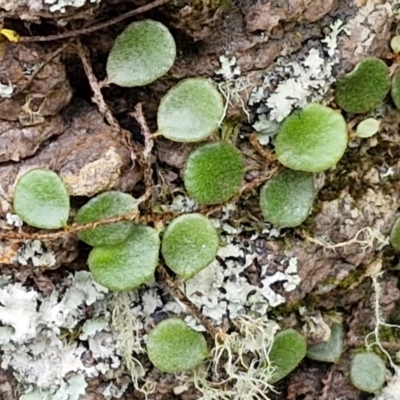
left=0, top=81, right=14, bottom=98
left=16, top=240, right=56, bottom=268
left=249, top=20, right=348, bottom=136
left=43, top=0, right=100, bottom=13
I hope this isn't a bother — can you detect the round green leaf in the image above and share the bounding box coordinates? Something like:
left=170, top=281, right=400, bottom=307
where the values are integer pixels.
left=88, top=225, right=160, bottom=291
left=13, top=169, right=70, bottom=229
left=334, top=57, right=390, bottom=113
left=184, top=142, right=245, bottom=204
left=259, top=170, right=316, bottom=228
left=275, top=103, right=348, bottom=172
left=106, top=20, right=176, bottom=87
left=355, top=118, right=380, bottom=138
left=75, top=191, right=138, bottom=247
left=306, top=323, right=344, bottom=363
left=391, top=66, right=400, bottom=110
left=390, top=217, right=400, bottom=251
left=147, top=318, right=208, bottom=373
left=350, top=352, right=386, bottom=393
left=157, top=78, right=224, bottom=142
left=268, top=329, right=306, bottom=384
left=161, top=214, right=219, bottom=279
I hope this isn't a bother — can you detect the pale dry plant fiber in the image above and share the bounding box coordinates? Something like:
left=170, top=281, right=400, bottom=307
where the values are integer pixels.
left=112, top=292, right=156, bottom=396
left=193, top=315, right=278, bottom=400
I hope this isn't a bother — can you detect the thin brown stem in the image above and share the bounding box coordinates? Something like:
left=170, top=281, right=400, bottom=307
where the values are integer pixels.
left=20, top=0, right=171, bottom=43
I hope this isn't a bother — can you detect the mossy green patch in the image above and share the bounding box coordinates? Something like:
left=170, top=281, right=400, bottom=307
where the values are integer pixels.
left=334, top=57, right=390, bottom=113
left=184, top=141, right=245, bottom=204
left=147, top=318, right=208, bottom=372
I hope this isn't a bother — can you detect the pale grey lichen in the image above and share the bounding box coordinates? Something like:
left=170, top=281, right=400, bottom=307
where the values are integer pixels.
left=43, top=0, right=100, bottom=13
left=16, top=240, right=56, bottom=268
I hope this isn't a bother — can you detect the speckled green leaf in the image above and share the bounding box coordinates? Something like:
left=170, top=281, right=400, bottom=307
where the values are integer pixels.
left=306, top=323, right=344, bottom=363
left=268, top=329, right=306, bottom=384
left=158, top=78, right=224, bottom=142
left=13, top=169, right=70, bottom=229
left=184, top=142, right=245, bottom=205
left=88, top=225, right=160, bottom=291
left=260, top=170, right=316, bottom=228
left=106, top=20, right=176, bottom=87
left=275, top=104, right=348, bottom=172
left=75, top=191, right=138, bottom=247
left=161, top=214, right=219, bottom=279
left=350, top=352, right=386, bottom=393
left=335, top=57, right=390, bottom=113
left=147, top=318, right=208, bottom=372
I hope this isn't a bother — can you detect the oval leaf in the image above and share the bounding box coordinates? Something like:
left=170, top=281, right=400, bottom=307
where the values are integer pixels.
left=355, top=118, right=380, bottom=138
left=75, top=191, right=138, bottom=247
left=306, top=323, right=344, bottom=363
left=88, top=225, right=160, bottom=291
left=391, top=65, right=400, bottom=110
left=184, top=142, right=245, bottom=205
left=260, top=170, right=316, bottom=228
left=13, top=169, right=70, bottom=229
left=158, top=78, right=224, bottom=142
left=106, top=20, right=176, bottom=87
left=275, top=103, right=348, bottom=172
left=147, top=318, right=208, bottom=373
left=162, top=214, right=219, bottom=279
left=350, top=352, right=386, bottom=393
left=335, top=57, right=390, bottom=113
left=390, top=217, right=400, bottom=251
left=268, top=329, right=306, bottom=384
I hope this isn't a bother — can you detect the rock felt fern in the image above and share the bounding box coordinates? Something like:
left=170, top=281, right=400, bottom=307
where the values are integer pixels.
left=13, top=169, right=70, bottom=230
left=275, top=103, right=348, bottom=172
left=106, top=19, right=176, bottom=87
left=184, top=141, right=245, bottom=205
left=161, top=213, right=219, bottom=279
left=334, top=57, right=390, bottom=113
left=88, top=225, right=160, bottom=291
left=146, top=318, right=208, bottom=373
left=259, top=169, right=316, bottom=228
left=75, top=191, right=138, bottom=247
left=158, top=78, right=224, bottom=143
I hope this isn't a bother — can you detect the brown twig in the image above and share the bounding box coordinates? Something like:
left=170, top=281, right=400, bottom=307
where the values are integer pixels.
left=20, top=0, right=171, bottom=43
left=157, top=264, right=220, bottom=338
left=130, top=103, right=155, bottom=205
left=75, top=39, right=120, bottom=132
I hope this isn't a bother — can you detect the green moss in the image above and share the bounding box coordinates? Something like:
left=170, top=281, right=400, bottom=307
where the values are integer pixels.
left=334, top=58, right=390, bottom=113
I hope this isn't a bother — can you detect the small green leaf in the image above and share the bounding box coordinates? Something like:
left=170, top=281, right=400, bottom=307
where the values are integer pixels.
left=75, top=191, right=138, bottom=247
left=268, top=329, right=306, bottom=384
left=106, top=20, right=176, bottom=87
left=184, top=142, right=245, bottom=204
left=350, top=352, right=386, bottom=393
left=306, top=323, right=344, bottom=363
left=391, top=66, right=400, bottom=110
left=161, top=214, right=219, bottom=279
left=259, top=170, right=316, bottom=228
left=147, top=318, right=208, bottom=373
left=390, top=217, right=400, bottom=251
left=157, top=78, right=224, bottom=142
left=88, top=225, right=160, bottom=291
left=275, top=103, right=348, bottom=172
left=13, top=169, right=70, bottom=229
left=355, top=118, right=380, bottom=138
left=334, top=57, right=390, bottom=113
